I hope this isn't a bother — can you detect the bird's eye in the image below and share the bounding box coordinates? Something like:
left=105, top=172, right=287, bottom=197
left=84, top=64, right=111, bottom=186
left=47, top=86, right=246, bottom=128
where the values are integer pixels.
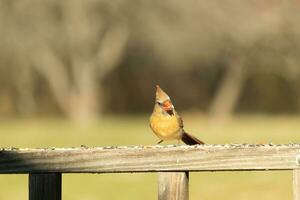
left=157, top=102, right=162, bottom=106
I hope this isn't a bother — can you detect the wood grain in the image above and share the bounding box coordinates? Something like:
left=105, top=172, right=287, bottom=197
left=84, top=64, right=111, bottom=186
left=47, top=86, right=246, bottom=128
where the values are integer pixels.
left=158, top=172, right=188, bottom=200
left=29, top=173, right=61, bottom=200
left=294, top=169, right=300, bottom=200
left=0, top=144, right=300, bottom=173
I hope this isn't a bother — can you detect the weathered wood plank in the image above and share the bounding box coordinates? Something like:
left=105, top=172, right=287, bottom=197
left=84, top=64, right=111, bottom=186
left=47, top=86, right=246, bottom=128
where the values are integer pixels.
left=29, top=173, right=61, bottom=200
left=294, top=169, right=300, bottom=200
left=158, top=172, right=188, bottom=200
left=0, top=144, right=300, bottom=173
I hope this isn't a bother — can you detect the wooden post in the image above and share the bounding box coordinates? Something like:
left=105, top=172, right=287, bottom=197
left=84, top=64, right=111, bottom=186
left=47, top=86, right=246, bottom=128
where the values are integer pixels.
left=294, top=169, right=300, bottom=200
left=158, top=172, right=189, bottom=200
left=29, top=173, right=62, bottom=200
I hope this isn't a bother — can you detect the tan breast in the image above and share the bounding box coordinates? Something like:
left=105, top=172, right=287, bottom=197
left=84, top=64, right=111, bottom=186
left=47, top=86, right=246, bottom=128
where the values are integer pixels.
left=150, top=113, right=182, bottom=140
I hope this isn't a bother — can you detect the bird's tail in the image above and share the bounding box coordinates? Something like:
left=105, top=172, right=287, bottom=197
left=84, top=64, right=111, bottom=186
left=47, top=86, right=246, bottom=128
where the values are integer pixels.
left=182, top=132, right=204, bottom=145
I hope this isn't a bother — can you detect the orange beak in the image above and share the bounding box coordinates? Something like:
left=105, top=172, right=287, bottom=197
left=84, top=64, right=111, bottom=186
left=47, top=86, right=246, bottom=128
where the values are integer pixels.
left=162, top=100, right=174, bottom=111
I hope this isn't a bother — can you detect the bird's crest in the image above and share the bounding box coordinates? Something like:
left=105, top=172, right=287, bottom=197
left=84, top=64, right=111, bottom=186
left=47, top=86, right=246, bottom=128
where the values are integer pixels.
left=155, top=85, right=170, bottom=102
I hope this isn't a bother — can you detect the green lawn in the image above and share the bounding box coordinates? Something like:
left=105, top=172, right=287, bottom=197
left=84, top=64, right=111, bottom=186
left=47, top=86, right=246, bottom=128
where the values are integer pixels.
left=1, top=114, right=300, bottom=199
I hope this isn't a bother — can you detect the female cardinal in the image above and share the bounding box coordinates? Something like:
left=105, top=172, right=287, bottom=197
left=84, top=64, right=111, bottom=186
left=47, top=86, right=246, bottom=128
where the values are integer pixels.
left=150, top=85, right=204, bottom=145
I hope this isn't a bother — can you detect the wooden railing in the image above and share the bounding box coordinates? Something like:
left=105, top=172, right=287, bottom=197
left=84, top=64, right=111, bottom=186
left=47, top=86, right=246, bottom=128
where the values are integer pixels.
left=1, top=144, right=300, bottom=200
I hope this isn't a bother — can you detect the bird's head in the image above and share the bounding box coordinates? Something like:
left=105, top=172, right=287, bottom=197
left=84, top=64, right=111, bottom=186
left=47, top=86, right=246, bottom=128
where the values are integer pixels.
left=155, top=85, right=174, bottom=113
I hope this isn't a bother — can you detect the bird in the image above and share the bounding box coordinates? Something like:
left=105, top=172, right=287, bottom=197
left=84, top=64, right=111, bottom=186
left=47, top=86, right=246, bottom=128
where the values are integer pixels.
left=149, top=85, right=204, bottom=145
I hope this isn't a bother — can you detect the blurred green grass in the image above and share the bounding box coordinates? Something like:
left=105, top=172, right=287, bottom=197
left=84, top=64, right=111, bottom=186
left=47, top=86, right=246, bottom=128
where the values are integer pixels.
left=1, top=114, right=300, bottom=199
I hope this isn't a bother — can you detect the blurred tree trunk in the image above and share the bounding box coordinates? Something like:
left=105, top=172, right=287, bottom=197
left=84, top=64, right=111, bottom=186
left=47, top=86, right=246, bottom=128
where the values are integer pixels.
left=31, top=1, right=129, bottom=123
left=33, top=43, right=101, bottom=123
left=209, top=57, right=246, bottom=122
left=280, top=57, right=300, bottom=113
left=63, top=0, right=99, bottom=122
left=68, top=61, right=99, bottom=122
left=63, top=1, right=129, bottom=122
left=295, top=82, right=300, bottom=113
left=13, top=63, right=37, bottom=116
left=32, top=44, right=71, bottom=115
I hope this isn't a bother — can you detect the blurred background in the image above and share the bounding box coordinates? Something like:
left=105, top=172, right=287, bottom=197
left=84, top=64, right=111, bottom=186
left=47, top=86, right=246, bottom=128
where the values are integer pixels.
left=1, top=0, right=300, bottom=199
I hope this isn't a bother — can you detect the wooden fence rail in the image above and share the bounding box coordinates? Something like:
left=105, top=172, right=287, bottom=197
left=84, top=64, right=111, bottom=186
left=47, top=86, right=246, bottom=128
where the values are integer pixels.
left=1, top=144, right=300, bottom=199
